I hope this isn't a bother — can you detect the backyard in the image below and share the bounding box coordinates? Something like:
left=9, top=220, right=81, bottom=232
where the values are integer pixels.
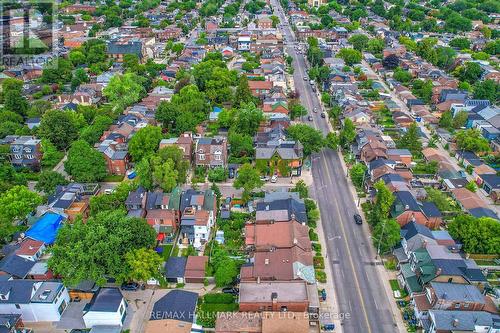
left=196, top=293, right=239, bottom=328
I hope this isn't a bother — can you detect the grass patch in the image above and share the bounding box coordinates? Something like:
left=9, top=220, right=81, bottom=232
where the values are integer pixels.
left=102, top=174, right=124, bottom=182
left=389, top=279, right=408, bottom=298
left=161, top=244, right=173, bottom=260
left=181, top=245, right=196, bottom=257
left=196, top=294, right=239, bottom=328
left=171, top=246, right=180, bottom=257
left=384, top=258, right=397, bottom=271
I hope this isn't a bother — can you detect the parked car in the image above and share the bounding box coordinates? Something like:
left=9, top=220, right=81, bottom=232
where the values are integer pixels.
left=271, top=175, right=278, bottom=183
left=121, top=282, right=140, bottom=291
left=354, top=214, right=363, bottom=225
left=321, top=112, right=326, bottom=118
left=307, top=115, right=313, bottom=121
left=260, top=175, right=270, bottom=182
left=303, top=76, right=308, bottom=81
left=229, top=168, right=235, bottom=179
left=222, top=287, right=239, bottom=295
left=104, top=188, right=115, bottom=195
left=313, top=107, right=318, bottom=113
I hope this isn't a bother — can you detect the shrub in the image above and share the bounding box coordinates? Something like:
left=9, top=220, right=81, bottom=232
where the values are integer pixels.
left=313, top=256, right=325, bottom=269
left=204, top=293, right=235, bottom=304
left=312, top=242, right=322, bottom=252
left=208, top=167, right=228, bottom=182
left=309, top=229, right=319, bottom=241
left=315, top=269, right=327, bottom=283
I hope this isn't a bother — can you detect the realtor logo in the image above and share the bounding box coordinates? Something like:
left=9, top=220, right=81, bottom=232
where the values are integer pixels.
left=0, top=0, right=57, bottom=67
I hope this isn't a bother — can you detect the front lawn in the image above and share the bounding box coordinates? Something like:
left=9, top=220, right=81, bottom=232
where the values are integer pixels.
left=161, top=244, right=173, bottom=260
left=389, top=279, right=408, bottom=298
left=103, top=174, right=124, bottom=182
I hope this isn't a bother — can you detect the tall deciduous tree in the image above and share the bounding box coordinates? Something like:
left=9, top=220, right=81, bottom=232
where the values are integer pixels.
left=123, top=248, right=163, bottom=283
left=128, top=126, right=163, bottom=162
left=287, top=124, right=325, bottom=156
left=454, top=129, right=491, bottom=153
left=372, top=219, right=400, bottom=254
left=38, top=109, right=80, bottom=151
left=2, top=78, right=29, bottom=116
left=397, top=122, right=422, bottom=157
left=35, top=171, right=68, bottom=195
left=65, top=140, right=107, bottom=182
left=0, top=186, right=43, bottom=240
left=103, top=73, right=147, bottom=109
left=234, top=75, right=255, bottom=106
left=448, top=215, right=500, bottom=254
left=340, top=118, right=356, bottom=148
left=369, top=180, right=395, bottom=226
left=48, top=210, right=156, bottom=285
left=234, top=163, right=263, bottom=202
left=337, top=48, right=362, bottom=66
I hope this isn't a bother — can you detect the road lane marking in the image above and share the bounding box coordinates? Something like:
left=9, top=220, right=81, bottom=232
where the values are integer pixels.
left=320, top=151, right=373, bottom=333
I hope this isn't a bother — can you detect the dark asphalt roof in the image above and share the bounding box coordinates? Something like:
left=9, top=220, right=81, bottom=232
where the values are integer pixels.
left=256, top=198, right=307, bottom=223
left=401, top=221, right=434, bottom=241
left=469, top=207, right=499, bottom=220
left=421, top=202, right=442, bottom=218
left=87, top=288, right=124, bottom=312
left=394, top=191, right=420, bottom=211
left=150, top=290, right=198, bottom=322
left=480, top=174, right=500, bottom=189
left=369, top=158, right=396, bottom=171
left=125, top=186, right=146, bottom=206
left=165, top=257, right=187, bottom=279
left=0, top=254, right=36, bottom=278
left=0, top=280, right=36, bottom=304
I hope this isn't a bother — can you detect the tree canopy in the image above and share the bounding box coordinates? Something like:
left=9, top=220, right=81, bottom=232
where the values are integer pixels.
left=128, top=126, right=163, bottom=162
left=454, top=129, right=490, bottom=153
left=65, top=140, right=107, bottom=182
left=448, top=215, right=500, bottom=254
left=48, top=210, right=156, bottom=286
left=286, top=124, right=325, bottom=156
left=234, top=163, right=263, bottom=202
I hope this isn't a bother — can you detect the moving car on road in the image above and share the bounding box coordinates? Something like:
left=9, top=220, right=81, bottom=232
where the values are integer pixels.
left=271, top=175, right=278, bottom=183
left=354, top=214, right=363, bottom=225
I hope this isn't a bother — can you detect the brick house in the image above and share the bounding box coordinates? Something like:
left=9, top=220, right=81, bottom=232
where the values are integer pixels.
left=248, top=80, right=273, bottom=98
left=100, top=141, right=130, bottom=175
left=159, top=132, right=193, bottom=164
left=184, top=255, right=208, bottom=283
left=238, top=281, right=311, bottom=312
left=107, top=40, right=144, bottom=62
left=391, top=191, right=442, bottom=229
left=194, top=137, right=228, bottom=168
left=258, top=17, right=273, bottom=29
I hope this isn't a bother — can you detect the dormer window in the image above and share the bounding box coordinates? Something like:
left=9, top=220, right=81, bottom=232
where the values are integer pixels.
left=24, top=147, right=32, bottom=153
left=199, top=154, right=205, bottom=161
left=214, top=151, right=221, bottom=161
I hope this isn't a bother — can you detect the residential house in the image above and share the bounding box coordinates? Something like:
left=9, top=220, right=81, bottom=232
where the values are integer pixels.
left=360, top=136, right=388, bottom=164
left=9, top=136, right=42, bottom=171
left=159, top=132, right=193, bottom=163
left=245, top=221, right=311, bottom=252
left=427, top=310, right=499, bottom=333
left=184, top=256, right=208, bottom=283
left=254, top=126, right=303, bottom=176
left=164, top=257, right=187, bottom=283
left=240, top=246, right=315, bottom=283
left=255, top=197, right=307, bottom=224
left=0, top=280, right=69, bottom=322
left=215, top=311, right=310, bottom=333
left=125, top=186, right=147, bottom=217
left=480, top=174, right=500, bottom=203
left=391, top=191, right=442, bottom=229
left=107, top=40, right=144, bottom=62
left=0, top=314, right=24, bottom=333
left=83, top=288, right=128, bottom=328
left=248, top=80, right=273, bottom=99
left=450, top=188, right=498, bottom=219
left=258, top=17, right=273, bottom=29
left=387, top=149, right=412, bottom=167
left=146, top=290, right=198, bottom=333
left=238, top=281, right=318, bottom=314
left=394, top=221, right=438, bottom=264
left=194, top=137, right=228, bottom=168
left=179, top=207, right=211, bottom=248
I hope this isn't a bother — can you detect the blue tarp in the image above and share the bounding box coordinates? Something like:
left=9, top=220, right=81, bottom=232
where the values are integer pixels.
left=26, top=213, right=64, bottom=245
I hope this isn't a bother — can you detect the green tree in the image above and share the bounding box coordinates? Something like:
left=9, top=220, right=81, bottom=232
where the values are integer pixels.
left=454, top=129, right=490, bottom=153
left=465, top=181, right=477, bottom=193
left=367, top=38, right=385, bottom=54
left=158, top=146, right=190, bottom=184
left=350, top=163, right=367, bottom=189
left=289, top=102, right=308, bottom=120
left=292, top=179, right=308, bottom=199
left=372, top=219, right=400, bottom=254
left=325, top=132, right=339, bottom=150
left=369, top=180, right=395, bottom=226
left=448, top=215, right=500, bottom=254
left=287, top=124, right=325, bottom=156
left=234, top=163, right=263, bottom=202
left=41, top=57, right=74, bottom=84
left=340, top=118, right=356, bottom=148
left=449, top=37, right=470, bottom=50
left=103, top=73, right=147, bottom=109
left=337, top=48, right=362, bottom=66
left=439, top=110, right=453, bottom=129
left=128, top=126, right=163, bottom=162
left=453, top=111, right=468, bottom=129
left=35, top=171, right=68, bottom=195
left=38, top=109, right=80, bottom=151
left=455, top=62, right=483, bottom=84
left=473, top=80, right=499, bottom=104
left=393, top=67, right=413, bottom=83
left=48, top=210, right=156, bottom=285
left=2, top=78, right=29, bottom=116
left=398, top=123, right=422, bottom=157
left=234, top=75, right=255, bottom=106
left=348, top=34, right=369, bottom=51
left=152, top=158, right=178, bottom=192
left=229, top=133, right=254, bottom=158
left=71, top=68, right=90, bottom=90
left=0, top=186, right=43, bottom=240
left=65, top=140, right=107, bottom=182
left=425, top=187, right=455, bottom=211
left=123, top=248, right=162, bottom=283
left=89, top=182, right=137, bottom=216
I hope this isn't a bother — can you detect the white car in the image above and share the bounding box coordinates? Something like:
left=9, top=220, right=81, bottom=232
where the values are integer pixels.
left=271, top=175, right=278, bottom=183
left=260, top=176, right=270, bottom=182
left=104, top=188, right=115, bottom=195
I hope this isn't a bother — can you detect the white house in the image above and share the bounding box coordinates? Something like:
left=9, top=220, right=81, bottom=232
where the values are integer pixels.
left=83, top=288, right=127, bottom=328
left=0, top=280, right=69, bottom=322
left=238, top=36, right=251, bottom=51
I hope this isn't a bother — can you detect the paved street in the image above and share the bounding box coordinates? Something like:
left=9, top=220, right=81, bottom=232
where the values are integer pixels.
left=272, top=2, right=403, bottom=332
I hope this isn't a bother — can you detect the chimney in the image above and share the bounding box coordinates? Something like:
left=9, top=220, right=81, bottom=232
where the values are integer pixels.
left=404, top=204, right=410, bottom=210
left=422, top=240, right=427, bottom=248
left=265, top=259, right=269, bottom=265
left=265, top=205, right=270, bottom=211
left=293, top=238, right=298, bottom=245
left=436, top=268, right=442, bottom=276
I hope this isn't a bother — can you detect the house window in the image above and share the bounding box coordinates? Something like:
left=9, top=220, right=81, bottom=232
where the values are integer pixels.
left=214, top=152, right=221, bottom=161
left=454, top=303, right=460, bottom=309
left=14, top=154, right=22, bottom=159
left=281, top=306, right=288, bottom=311
left=199, top=154, right=205, bottom=161
left=15, top=304, right=20, bottom=309
left=464, top=303, right=469, bottom=308
left=26, top=154, right=34, bottom=160
left=58, top=300, right=67, bottom=314
left=119, top=303, right=125, bottom=315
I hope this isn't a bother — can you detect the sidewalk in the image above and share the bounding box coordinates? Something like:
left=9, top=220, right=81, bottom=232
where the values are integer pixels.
left=315, top=208, right=344, bottom=333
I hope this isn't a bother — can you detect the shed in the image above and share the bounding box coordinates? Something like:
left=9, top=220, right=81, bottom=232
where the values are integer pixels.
left=184, top=256, right=208, bottom=283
